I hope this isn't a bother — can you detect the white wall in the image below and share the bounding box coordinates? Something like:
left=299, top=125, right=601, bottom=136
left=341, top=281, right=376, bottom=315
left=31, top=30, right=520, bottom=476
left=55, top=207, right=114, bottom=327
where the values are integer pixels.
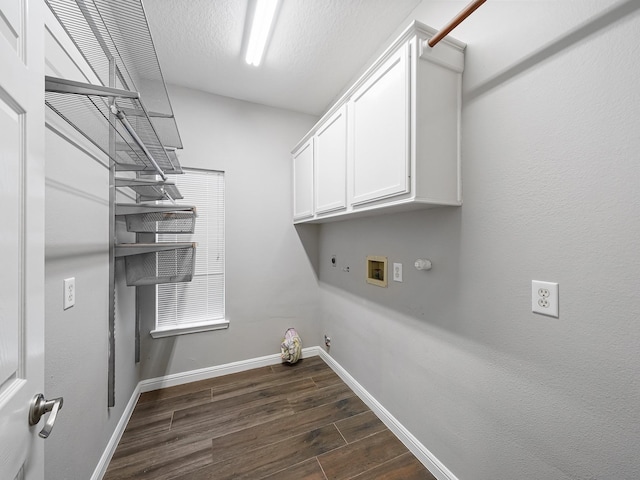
left=139, top=86, right=321, bottom=378
left=317, top=1, right=640, bottom=479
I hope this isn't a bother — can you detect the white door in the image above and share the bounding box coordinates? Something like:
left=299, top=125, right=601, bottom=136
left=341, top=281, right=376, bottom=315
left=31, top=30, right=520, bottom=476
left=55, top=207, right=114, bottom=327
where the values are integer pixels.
left=0, top=0, right=46, bottom=479
left=350, top=44, right=410, bottom=206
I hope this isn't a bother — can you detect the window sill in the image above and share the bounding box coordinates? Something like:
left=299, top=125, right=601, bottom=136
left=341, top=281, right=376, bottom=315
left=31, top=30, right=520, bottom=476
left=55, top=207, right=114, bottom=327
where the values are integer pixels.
left=150, top=319, right=229, bottom=339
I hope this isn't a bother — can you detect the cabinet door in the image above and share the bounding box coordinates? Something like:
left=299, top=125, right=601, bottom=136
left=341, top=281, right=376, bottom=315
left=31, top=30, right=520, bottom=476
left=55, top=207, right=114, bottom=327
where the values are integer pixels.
left=292, top=139, right=314, bottom=220
left=315, top=106, right=347, bottom=214
left=350, top=45, right=410, bottom=206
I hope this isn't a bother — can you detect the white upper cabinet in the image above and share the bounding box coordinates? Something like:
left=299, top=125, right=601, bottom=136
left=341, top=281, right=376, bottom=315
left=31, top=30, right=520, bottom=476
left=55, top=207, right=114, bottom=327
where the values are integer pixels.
left=315, top=105, right=347, bottom=214
left=350, top=44, right=409, bottom=206
left=292, top=21, right=465, bottom=223
left=292, top=138, right=314, bottom=220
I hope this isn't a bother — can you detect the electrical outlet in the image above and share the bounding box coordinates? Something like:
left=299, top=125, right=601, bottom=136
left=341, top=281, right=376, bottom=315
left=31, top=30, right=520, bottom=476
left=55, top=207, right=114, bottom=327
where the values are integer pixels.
left=324, top=335, right=331, bottom=348
left=393, top=263, right=403, bottom=282
left=532, top=280, right=558, bottom=317
left=64, top=277, right=75, bottom=310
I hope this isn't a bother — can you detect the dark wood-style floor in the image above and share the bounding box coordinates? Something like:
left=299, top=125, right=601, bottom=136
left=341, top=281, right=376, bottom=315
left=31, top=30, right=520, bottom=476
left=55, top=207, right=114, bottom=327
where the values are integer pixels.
left=104, top=356, right=436, bottom=480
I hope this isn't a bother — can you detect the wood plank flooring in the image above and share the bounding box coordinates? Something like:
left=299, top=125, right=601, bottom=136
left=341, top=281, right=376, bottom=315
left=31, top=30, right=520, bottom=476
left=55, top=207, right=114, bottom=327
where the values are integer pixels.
left=104, top=356, right=436, bottom=480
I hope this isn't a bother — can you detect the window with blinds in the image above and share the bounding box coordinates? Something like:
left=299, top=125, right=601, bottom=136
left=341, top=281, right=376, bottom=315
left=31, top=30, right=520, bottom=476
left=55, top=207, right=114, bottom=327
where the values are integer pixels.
left=153, top=168, right=227, bottom=337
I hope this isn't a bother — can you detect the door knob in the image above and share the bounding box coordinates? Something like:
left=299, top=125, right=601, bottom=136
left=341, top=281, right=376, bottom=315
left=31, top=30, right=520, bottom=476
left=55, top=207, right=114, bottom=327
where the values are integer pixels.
left=29, top=394, right=64, bottom=438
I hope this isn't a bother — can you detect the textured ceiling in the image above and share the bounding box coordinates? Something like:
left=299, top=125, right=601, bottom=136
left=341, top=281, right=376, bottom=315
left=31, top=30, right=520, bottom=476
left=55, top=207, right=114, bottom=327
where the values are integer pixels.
left=143, top=0, right=421, bottom=116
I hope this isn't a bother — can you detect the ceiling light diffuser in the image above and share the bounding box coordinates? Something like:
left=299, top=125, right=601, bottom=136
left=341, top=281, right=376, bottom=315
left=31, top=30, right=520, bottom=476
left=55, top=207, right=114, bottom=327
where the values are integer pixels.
left=245, top=0, right=280, bottom=67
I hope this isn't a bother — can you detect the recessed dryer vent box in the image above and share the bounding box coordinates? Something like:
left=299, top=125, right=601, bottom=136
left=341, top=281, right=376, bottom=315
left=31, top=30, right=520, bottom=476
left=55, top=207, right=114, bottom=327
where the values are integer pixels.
left=366, top=255, right=388, bottom=287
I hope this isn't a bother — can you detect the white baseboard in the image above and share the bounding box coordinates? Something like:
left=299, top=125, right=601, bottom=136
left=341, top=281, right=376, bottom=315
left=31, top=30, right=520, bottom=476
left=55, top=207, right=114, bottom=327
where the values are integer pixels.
left=90, top=383, right=141, bottom=480
left=139, top=346, right=319, bottom=393
left=91, top=346, right=456, bottom=480
left=316, top=348, right=459, bottom=480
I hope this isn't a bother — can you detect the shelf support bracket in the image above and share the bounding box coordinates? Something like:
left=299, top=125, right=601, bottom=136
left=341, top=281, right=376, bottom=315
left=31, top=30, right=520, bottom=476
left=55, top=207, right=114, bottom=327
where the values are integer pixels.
left=45, top=76, right=139, bottom=99
left=107, top=57, right=117, bottom=409
left=111, top=106, right=168, bottom=183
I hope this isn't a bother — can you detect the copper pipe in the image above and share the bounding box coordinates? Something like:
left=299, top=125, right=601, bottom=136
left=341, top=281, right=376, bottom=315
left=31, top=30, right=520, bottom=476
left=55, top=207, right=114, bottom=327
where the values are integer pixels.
left=428, top=0, right=486, bottom=47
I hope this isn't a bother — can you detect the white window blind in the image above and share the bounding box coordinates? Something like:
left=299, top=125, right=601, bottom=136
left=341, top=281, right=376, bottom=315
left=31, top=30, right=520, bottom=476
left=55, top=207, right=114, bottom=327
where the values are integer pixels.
left=154, top=168, right=225, bottom=336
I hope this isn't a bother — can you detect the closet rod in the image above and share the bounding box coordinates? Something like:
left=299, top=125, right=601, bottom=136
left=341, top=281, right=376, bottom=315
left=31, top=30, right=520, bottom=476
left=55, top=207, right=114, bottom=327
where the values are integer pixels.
left=428, top=0, right=486, bottom=47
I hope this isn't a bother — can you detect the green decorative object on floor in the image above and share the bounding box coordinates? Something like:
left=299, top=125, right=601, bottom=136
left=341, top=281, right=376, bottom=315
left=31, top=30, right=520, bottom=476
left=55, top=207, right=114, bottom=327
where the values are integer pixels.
left=280, top=328, right=302, bottom=364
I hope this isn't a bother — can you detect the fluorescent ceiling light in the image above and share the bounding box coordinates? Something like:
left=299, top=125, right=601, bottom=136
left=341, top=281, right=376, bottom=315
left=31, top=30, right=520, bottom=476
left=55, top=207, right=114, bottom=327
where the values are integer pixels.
left=245, top=0, right=280, bottom=67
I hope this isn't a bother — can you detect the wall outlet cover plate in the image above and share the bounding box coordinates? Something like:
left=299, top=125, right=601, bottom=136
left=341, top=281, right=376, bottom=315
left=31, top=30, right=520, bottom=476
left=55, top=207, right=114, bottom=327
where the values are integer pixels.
left=64, top=277, right=75, bottom=310
left=393, top=262, right=402, bottom=282
left=531, top=280, right=558, bottom=318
